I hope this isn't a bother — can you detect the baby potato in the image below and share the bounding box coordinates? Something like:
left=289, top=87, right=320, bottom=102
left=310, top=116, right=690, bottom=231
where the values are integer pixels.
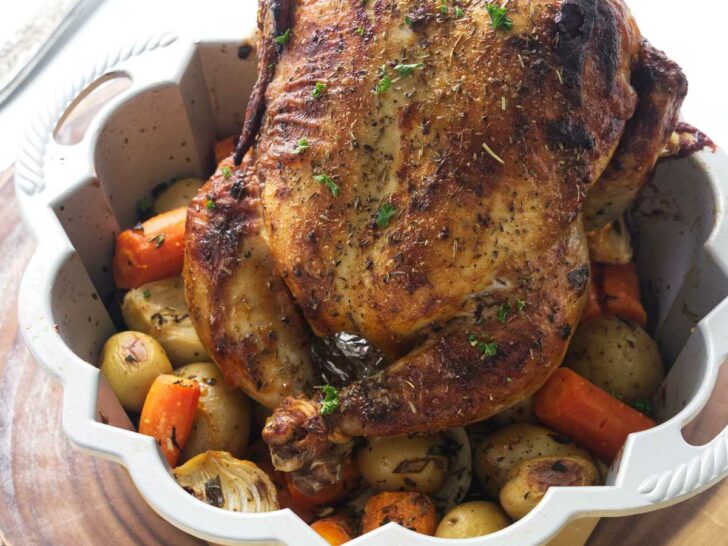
left=475, top=423, right=594, bottom=499
left=175, top=362, right=252, bottom=461
left=500, top=456, right=599, bottom=520
left=435, top=501, right=511, bottom=538
left=357, top=434, right=449, bottom=495
left=153, top=177, right=203, bottom=213
left=564, top=315, right=664, bottom=404
left=99, top=331, right=173, bottom=412
left=490, top=395, right=536, bottom=428
left=122, top=276, right=208, bottom=367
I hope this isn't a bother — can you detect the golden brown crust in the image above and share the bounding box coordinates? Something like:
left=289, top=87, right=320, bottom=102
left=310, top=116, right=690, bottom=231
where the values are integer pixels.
left=584, top=41, right=688, bottom=230
left=184, top=156, right=315, bottom=408
left=256, top=0, right=638, bottom=355
left=185, top=0, right=686, bottom=481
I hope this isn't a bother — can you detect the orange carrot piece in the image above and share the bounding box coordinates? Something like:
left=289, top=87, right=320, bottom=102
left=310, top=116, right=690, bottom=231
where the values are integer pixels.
left=139, top=374, right=200, bottom=467
left=286, top=458, right=360, bottom=508
left=214, top=135, right=237, bottom=164
left=581, top=263, right=603, bottom=324
left=361, top=492, right=438, bottom=536
left=311, top=515, right=354, bottom=545
left=602, top=262, right=647, bottom=327
left=534, top=368, right=655, bottom=462
left=112, top=207, right=187, bottom=289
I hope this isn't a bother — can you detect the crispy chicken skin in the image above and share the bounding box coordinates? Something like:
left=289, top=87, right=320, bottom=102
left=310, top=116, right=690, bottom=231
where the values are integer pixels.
left=184, top=0, right=686, bottom=487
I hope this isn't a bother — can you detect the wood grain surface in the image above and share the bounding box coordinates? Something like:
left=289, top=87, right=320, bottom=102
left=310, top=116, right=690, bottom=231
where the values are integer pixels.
left=0, top=165, right=726, bottom=545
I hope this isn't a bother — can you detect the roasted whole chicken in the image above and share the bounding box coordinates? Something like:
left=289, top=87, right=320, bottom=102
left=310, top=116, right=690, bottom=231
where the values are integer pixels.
left=184, top=0, right=686, bottom=491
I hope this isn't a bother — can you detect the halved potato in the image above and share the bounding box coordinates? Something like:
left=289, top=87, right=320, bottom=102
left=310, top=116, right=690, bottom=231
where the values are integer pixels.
left=122, top=276, right=208, bottom=367
left=153, top=177, right=203, bottom=213
left=175, top=363, right=252, bottom=462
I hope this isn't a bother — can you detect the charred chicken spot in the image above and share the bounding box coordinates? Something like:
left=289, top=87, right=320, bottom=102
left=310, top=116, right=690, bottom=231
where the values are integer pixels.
left=560, top=324, right=572, bottom=340
left=555, top=0, right=595, bottom=104
left=230, top=180, right=246, bottom=199
left=546, top=118, right=595, bottom=151
left=566, top=264, right=589, bottom=294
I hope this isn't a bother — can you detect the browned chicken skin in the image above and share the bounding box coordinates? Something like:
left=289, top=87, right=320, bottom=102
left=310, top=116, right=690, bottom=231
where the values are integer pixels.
left=184, top=0, right=686, bottom=490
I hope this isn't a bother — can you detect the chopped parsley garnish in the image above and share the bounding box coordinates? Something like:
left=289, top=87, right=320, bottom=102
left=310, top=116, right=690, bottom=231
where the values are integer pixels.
left=404, top=15, right=414, bottom=26
left=375, top=75, right=392, bottom=94
left=394, top=63, right=424, bottom=77
left=376, top=202, right=396, bottom=228
left=295, top=138, right=310, bottom=154
left=320, top=385, right=340, bottom=415
left=274, top=28, right=291, bottom=46
left=632, top=399, right=654, bottom=417
left=220, top=166, right=232, bottom=179
left=516, top=298, right=526, bottom=312
left=455, top=6, right=464, bottom=18
left=312, top=81, right=327, bottom=99
left=205, top=198, right=215, bottom=210
left=151, top=233, right=166, bottom=248
left=314, top=173, right=341, bottom=197
left=355, top=27, right=365, bottom=36
left=486, top=3, right=513, bottom=31
left=468, top=333, right=498, bottom=358
left=497, top=301, right=512, bottom=323
left=142, top=289, right=151, bottom=299
left=482, top=341, right=498, bottom=357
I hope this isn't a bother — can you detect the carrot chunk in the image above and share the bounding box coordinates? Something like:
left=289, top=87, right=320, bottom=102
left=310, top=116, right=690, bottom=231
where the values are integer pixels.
left=534, top=368, right=655, bottom=462
left=311, top=515, right=354, bottom=545
left=361, top=492, right=438, bottom=536
left=112, top=207, right=187, bottom=289
left=139, top=374, right=200, bottom=466
left=602, top=262, right=647, bottom=327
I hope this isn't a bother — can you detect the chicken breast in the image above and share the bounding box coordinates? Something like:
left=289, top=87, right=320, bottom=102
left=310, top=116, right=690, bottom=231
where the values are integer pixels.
left=185, top=0, right=685, bottom=487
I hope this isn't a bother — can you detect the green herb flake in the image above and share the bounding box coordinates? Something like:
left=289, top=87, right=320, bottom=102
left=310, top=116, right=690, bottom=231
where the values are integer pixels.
left=516, top=298, right=526, bottom=312
left=312, top=81, right=327, bottom=99
left=467, top=334, right=498, bottom=358
left=355, top=26, right=365, bottom=36
left=320, top=385, right=340, bottom=415
left=394, top=63, right=424, bottom=77
left=151, top=233, right=166, bottom=248
left=142, top=289, right=151, bottom=299
left=486, top=3, right=513, bottom=31
left=376, top=202, right=397, bottom=228
left=220, top=166, right=232, bottom=179
left=482, top=341, right=498, bottom=357
left=404, top=15, right=414, bottom=26
left=274, top=28, right=291, bottom=46
left=497, top=301, right=512, bottom=323
left=632, top=399, right=654, bottom=417
left=314, top=173, right=341, bottom=197
left=455, top=6, right=464, bottom=18
left=375, top=75, right=392, bottom=94
left=295, top=138, right=310, bottom=154
left=205, top=198, right=215, bottom=210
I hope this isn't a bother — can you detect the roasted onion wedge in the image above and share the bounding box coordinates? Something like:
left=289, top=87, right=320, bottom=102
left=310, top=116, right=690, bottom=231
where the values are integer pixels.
left=174, top=451, right=279, bottom=512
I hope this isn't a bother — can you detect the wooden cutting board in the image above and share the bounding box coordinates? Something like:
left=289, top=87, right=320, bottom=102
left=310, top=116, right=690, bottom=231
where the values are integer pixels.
left=1, top=166, right=726, bottom=545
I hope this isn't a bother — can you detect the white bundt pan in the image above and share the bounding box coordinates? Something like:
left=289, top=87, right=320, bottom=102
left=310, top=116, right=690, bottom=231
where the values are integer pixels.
left=14, top=12, right=728, bottom=546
